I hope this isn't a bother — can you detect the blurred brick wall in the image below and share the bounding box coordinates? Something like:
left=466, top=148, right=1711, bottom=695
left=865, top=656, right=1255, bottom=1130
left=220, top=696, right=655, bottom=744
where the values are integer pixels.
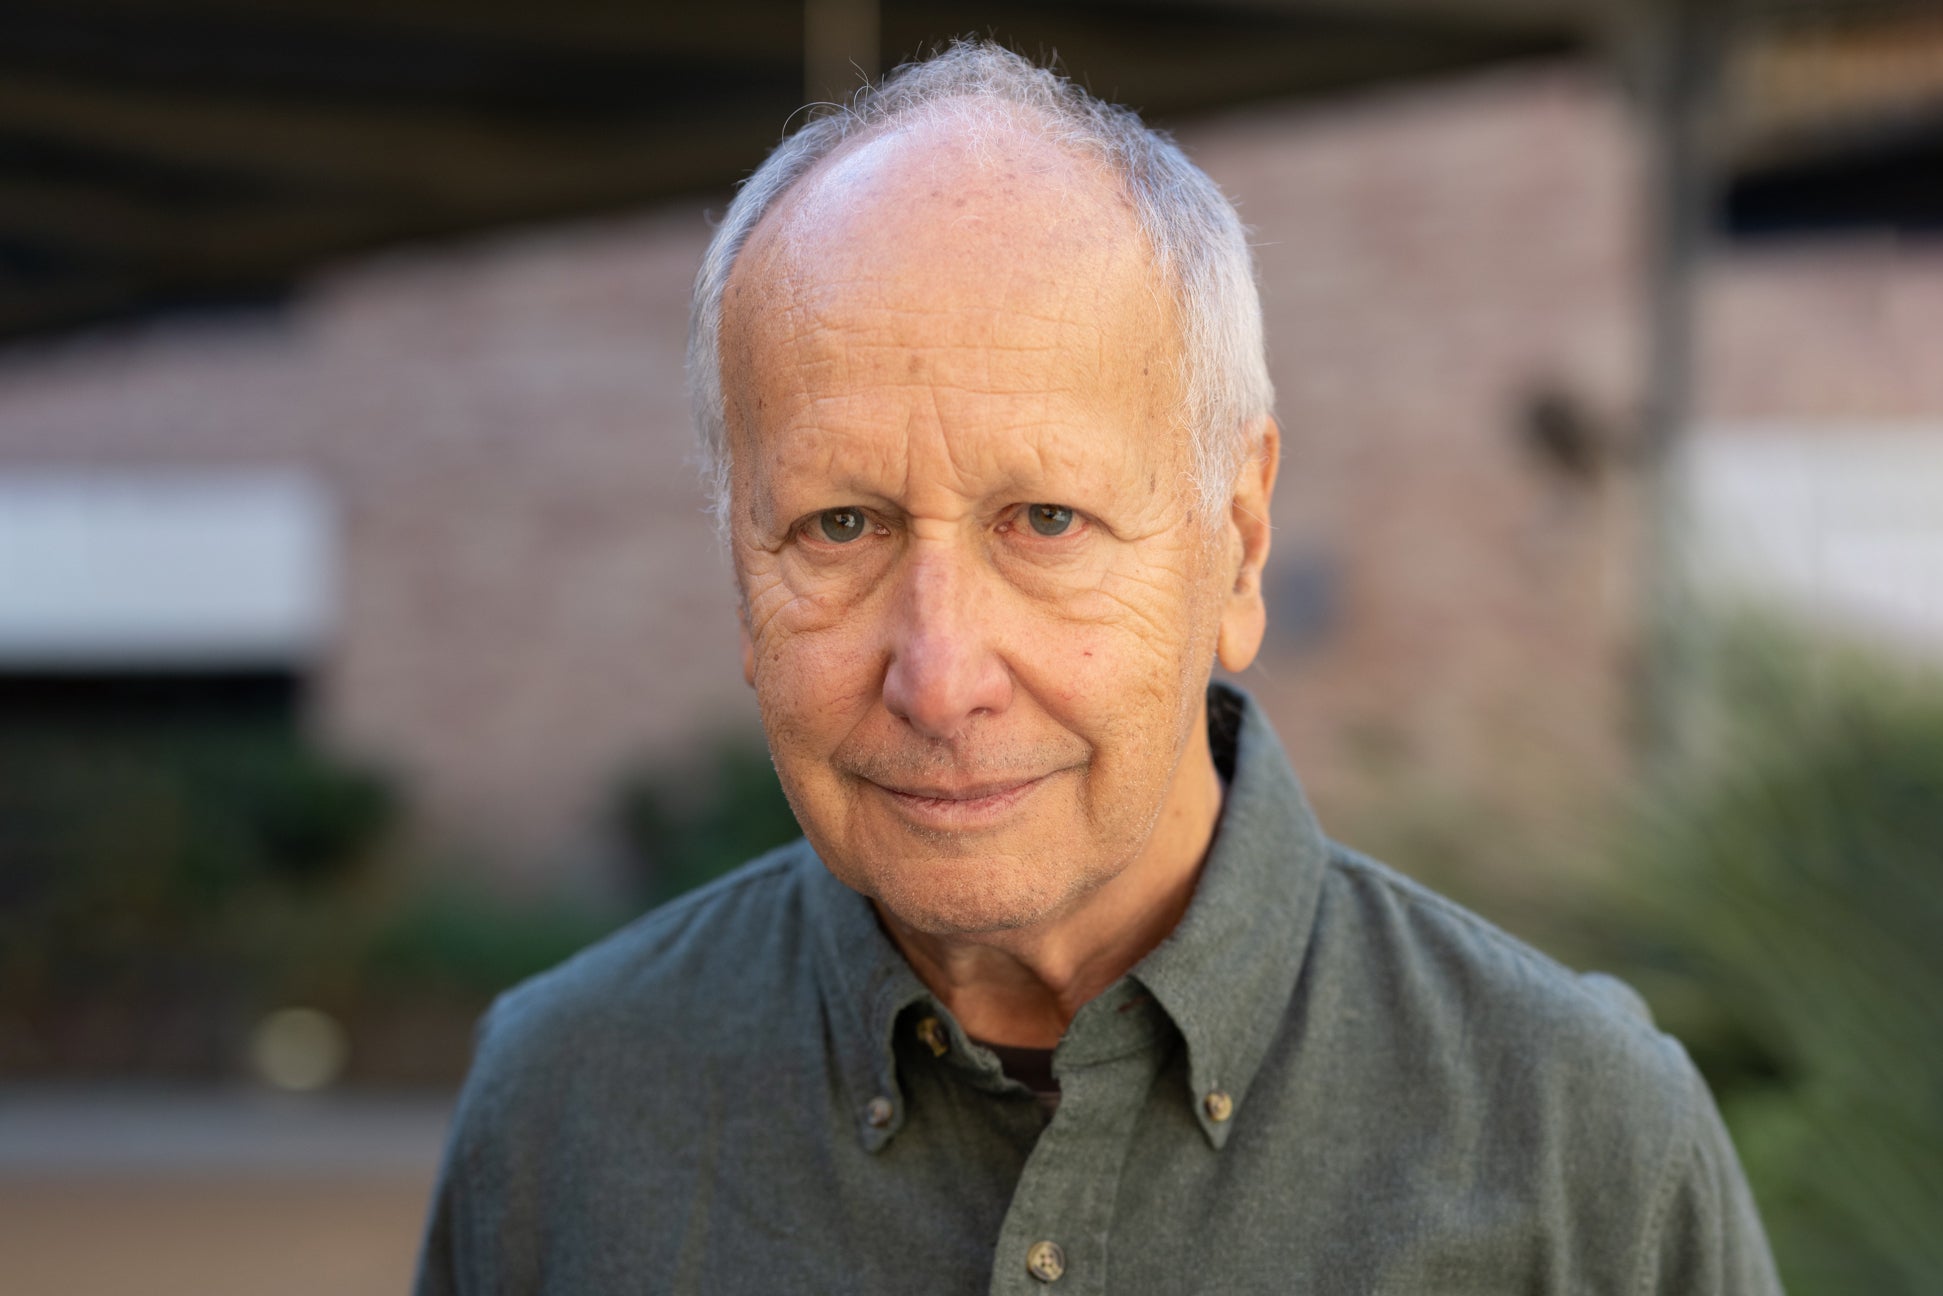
left=0, top=207, right=753, bottom=884
left=3, top=60, right=1937, bottom=888
left=1187, top=65, right=1648, bottom=857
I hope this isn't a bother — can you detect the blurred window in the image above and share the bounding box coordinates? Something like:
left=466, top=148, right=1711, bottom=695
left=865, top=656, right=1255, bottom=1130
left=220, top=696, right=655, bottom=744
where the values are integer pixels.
left=1723, top=136, right=1943, bottom=240
left=1689, top=424, right=1943, bottom=653
left=0, top=470, right=334, bottom=670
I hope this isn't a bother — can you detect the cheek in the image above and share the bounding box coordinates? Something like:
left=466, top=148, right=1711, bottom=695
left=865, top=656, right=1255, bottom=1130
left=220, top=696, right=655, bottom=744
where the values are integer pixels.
left=751, top=618, right=882, bottom=754
left=1068, top=569, right=1211, bottom=681
left=1019, top=628, right=1178, bottom=747
left=1030, top=632, right=1106, bottom=710
left=742, top=553, right=870, bottom=678
left=1021, top=588, right=1214, bottom=770
left=745, top=541, right=893, bottom=644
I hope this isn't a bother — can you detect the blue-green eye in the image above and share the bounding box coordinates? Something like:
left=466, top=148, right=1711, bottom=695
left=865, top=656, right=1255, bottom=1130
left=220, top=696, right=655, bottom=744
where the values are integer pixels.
left=1026, top=504, right=1074, bottom=537
left=818, top=508, right=867, bottom=543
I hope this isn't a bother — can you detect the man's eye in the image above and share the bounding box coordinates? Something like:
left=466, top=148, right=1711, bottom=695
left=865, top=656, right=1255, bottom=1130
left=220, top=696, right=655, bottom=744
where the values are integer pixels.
left=1026, top=504, right=1074, bottom=537
left=817, top=508, right=868, bottom=543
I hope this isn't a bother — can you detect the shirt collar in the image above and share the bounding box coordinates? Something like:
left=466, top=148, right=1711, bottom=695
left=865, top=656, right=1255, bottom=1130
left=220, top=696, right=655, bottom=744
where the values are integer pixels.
left=1130, top=683, right=1330, bottom=1148
left=802, top=849, right=932, bottom=1153
left=802, top=683, right=1331, bottom=1153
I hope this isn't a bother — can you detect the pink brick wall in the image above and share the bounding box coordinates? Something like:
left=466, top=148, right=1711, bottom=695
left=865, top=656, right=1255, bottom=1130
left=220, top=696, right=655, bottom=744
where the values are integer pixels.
left=3, top=61, right=1936, bottom=888
left=1185, top=66, right=1649, bottom=847
left=0, top=208, right=751, bottom=882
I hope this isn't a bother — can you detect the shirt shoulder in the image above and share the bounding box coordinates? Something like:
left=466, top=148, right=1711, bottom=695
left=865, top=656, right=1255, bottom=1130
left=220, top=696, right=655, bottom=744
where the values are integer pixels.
left=1317, top=839, right=1673, bottom=1076
left=1298, top=843, right=1776, bottom=1289
left=456, top=839, right=824, bottom=1132
left=416, top=841, right=861, bottom=1294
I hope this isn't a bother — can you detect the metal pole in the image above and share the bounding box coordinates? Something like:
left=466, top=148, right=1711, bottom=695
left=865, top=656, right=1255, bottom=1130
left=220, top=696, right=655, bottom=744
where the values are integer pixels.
left=1624, top=0, right=1729, bottom=777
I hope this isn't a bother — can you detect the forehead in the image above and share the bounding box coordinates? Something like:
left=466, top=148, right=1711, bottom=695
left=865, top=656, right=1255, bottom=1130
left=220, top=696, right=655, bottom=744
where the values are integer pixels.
left=743, top=111, right=1147, bottom=307
left=718, top=114, right=1184, bottom=475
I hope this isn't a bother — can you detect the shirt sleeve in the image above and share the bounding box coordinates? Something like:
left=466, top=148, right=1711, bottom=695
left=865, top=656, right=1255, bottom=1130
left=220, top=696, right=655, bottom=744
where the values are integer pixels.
left=413, top=1136, right=468, bottom=1296
left=1637, top=1043, right=1784, bottom=1296
left=412, top=1001, right=505, bottom=1296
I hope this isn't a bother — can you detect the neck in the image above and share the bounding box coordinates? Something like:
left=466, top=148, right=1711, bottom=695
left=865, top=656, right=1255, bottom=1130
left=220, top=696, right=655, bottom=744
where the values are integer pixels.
left=876, top=721, right=1225, bottom=1049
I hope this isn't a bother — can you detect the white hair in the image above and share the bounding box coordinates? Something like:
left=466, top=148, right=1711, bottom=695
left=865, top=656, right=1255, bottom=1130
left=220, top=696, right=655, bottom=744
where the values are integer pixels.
left=688, top=40, right=1274, bottom=529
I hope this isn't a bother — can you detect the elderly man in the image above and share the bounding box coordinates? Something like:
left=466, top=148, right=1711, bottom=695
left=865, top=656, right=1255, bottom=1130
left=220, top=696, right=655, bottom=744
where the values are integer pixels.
left=417, top=43, right=1777, bottom=1294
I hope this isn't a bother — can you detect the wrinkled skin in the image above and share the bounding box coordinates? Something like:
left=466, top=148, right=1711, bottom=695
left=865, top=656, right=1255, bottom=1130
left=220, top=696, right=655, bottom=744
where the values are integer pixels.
left=718, top=112, right=1278, bottom=1043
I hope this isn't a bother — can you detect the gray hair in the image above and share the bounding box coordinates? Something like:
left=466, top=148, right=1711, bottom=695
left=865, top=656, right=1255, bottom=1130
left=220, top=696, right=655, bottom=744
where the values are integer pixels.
left=687, top=40, right=1274, bottom=529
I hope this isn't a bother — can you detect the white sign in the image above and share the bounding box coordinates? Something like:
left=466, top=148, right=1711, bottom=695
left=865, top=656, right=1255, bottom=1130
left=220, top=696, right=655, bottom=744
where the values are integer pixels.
left=0, top=470, right=335, bottom=667
left=1689, top=424, right=1943, bottom=654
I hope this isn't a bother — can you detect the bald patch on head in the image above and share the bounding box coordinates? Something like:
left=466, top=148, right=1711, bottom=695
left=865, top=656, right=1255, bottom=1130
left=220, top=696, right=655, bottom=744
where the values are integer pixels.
left=749, top=108, right=1135, bottom=282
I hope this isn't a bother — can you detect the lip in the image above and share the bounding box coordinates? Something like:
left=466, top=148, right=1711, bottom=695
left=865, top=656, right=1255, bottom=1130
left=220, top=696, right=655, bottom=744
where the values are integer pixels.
left=870, top=772, right=1053, bottom=829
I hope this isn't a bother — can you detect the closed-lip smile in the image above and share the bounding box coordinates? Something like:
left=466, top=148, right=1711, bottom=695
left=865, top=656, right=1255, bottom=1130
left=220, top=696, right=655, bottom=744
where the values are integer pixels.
left=870, top=772, right=1054, bottom=827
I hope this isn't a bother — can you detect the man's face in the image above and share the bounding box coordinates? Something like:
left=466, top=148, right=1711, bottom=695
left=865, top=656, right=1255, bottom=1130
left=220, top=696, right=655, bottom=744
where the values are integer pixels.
left=719, top=119, right=1263, bottom=937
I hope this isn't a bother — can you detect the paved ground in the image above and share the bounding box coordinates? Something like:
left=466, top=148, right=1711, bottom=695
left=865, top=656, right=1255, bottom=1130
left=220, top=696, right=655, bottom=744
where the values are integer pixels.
left=0, top=1087, right=453, bottom=1296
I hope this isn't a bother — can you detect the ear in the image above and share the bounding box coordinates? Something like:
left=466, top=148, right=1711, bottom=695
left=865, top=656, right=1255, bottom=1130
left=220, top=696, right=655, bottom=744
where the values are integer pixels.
left=738, top=604, right=757, bottom=687
left=1216, top=417, right=1280, bottom=674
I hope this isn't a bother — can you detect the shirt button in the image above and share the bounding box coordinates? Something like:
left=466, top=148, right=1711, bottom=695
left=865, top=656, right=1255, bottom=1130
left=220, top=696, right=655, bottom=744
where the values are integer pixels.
left=865, top=1096, right=894, bottom=1128
left=915, top=1015, right=949, bottom=1057
left=1025, top=1239, right=1066, bottom=1283
left=1204, top=1090, right=1234, bottom=1123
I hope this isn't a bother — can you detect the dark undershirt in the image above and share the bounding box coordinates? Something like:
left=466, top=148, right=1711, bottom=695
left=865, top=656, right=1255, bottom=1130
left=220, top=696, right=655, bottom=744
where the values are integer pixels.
left=974, top=1039, right=1061, bottom=1119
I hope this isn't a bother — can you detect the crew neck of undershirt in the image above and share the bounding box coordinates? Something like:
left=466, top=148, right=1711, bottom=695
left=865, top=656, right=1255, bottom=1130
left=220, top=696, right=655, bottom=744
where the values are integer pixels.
left=974, top=1038, right=1061, bottom=1118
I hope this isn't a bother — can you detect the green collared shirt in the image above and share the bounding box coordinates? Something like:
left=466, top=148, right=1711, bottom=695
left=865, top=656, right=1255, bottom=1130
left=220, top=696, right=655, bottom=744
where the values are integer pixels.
left=416, top=686, right=1779, bottom=1294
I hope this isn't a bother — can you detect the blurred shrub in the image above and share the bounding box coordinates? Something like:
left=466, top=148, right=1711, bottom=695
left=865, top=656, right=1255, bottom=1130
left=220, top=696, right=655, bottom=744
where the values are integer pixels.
left=362, top=886, right=626, bottom=997
left=0, top=717, right=396, bottom=1074
left=1612, top=623, right=1943, bottom=1294
left=0, top=713, right=809, bottom=1081
left=613, top=733, right=802, bottom=905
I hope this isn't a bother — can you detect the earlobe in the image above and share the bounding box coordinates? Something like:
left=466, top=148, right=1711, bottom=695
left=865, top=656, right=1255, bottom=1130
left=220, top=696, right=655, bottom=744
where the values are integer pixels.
left=739, top=620, right=756, bottom=687
left=1215, top=418, right=1280, bottom=673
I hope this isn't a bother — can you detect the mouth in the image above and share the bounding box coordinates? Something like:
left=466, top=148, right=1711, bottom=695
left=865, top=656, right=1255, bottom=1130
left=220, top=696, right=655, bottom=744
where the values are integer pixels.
left=869, top=772, right=1053, bottom=828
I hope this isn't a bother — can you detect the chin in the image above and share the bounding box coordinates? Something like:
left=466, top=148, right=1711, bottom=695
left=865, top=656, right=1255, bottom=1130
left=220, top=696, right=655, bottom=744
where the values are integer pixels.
left=844, top=845, right=1097, bottom=938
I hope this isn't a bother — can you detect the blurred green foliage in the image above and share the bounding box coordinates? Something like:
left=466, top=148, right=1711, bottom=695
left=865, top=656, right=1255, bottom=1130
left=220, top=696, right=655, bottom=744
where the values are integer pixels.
left=0, top=715, right=398, bottom=1072
left=612, top=734, right=802, bottom=905
left=0, top=712, right=799, bottom=1080
left=362, top=887, right=625, bottom=996
left=1610, top=623, right=1943, bottom=1294
left=1, top=718, right=392, bottom=897
left=0, top=718, right=393, bottom=959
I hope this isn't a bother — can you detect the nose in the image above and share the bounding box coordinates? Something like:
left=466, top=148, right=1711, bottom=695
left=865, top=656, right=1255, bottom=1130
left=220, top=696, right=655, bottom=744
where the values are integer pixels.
left=880, top=547, right=1013, bottom=741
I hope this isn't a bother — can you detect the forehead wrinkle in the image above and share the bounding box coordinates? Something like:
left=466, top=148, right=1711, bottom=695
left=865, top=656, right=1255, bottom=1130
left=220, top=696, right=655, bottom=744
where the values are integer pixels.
left=774, top=362, right=1157, bottom=499
left=768, top=407, right=904, bottom=497
left=752, top=366, right=1176, bottom=533
left=775, top=292, right=1107, bottom=382
left=751, top=315, right=1111, bottom=433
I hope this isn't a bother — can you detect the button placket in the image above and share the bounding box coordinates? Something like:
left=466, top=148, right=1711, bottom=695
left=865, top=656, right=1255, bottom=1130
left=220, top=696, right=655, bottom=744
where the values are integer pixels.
left=986, top=1047, right=1154, bottom=1296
